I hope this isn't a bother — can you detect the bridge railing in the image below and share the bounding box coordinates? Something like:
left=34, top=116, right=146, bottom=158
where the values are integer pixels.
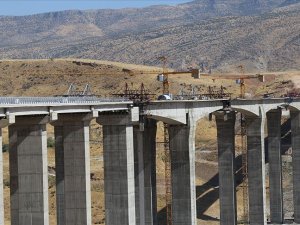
left=0, top=96, right=130, bottom=105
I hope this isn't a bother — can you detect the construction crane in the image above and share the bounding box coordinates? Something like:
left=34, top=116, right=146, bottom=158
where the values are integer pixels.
left=200, top=73, right=265, bottom=98
left=157, top=56, right=173, bottom=225
left=156, top=57, right=199, bottom=97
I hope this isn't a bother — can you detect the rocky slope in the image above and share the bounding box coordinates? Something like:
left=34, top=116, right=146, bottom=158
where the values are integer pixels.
left=0, top=0, right=299, bottom=71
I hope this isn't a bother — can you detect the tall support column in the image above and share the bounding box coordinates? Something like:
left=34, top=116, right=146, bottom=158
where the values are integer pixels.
left=215, top=111, right=237, bottom=225
left=134, top=119, right=157, bottom=225
left=267, top=110, right=283, bottom=223
left=169, top=123, right=196, bottom=225
left=97, top=114, right=136, bottom=225
left=52, top=114, right=92, bottom=225
left=9, top=116, right=49, bottom=225
left=246, top=115, right=267, bottom=225
left=291, top=110, right=300, bottom=223
left=0, top=129, right=4, bottom=225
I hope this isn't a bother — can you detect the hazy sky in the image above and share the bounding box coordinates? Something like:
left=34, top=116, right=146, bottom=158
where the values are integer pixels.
left=0, top=0, right=191, bottom=16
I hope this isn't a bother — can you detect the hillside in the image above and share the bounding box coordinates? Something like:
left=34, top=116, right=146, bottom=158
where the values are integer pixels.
left=0, top=0, right=299, bottom=71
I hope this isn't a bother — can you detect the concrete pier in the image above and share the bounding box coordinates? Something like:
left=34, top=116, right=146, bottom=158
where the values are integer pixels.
left=267, top=110, right=283, bottom=223
left=134, top=119, right=157, bottom=225
left=9, top=116, right=49, bottom=225
left=291, top=110, right=300, bottom=223
left=97, top=114, right=136, bottom=225
left=53, top=114, right=92, bottom=225
left=215, top=112, right=237, bottom=225
left=246, top=115, right=267, bottom=225
left=0, top=129, right=4, bottom=225
left=169, top=124, right=196, bottom=225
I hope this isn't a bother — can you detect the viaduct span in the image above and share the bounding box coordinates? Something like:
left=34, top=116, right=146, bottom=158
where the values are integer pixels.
left=0, top=96, right=298, bottom=225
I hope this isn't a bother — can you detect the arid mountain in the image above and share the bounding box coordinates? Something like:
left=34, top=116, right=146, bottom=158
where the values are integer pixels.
left=0, top=0, right=299, bottom=71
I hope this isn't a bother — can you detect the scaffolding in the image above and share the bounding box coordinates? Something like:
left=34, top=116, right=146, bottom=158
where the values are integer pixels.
left=240, top=113, right=249, bottom=224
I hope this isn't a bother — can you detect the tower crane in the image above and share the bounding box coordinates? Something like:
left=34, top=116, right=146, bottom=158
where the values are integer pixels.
left=156, top=56, right=202, bottom=225
left=200, top=73, right=265, bottom=98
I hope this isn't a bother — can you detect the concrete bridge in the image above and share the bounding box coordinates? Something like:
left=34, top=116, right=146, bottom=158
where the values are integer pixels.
left=0, top=96, right=299, bottom=225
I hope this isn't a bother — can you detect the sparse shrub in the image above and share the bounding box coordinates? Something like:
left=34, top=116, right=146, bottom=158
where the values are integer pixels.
left=2, top=144, right=8, bottom=152
left=3, top=179, right=9, bottom=187
left=48, top=175, right=56, bottom=188
left=47, top=137, right=55, bottom=148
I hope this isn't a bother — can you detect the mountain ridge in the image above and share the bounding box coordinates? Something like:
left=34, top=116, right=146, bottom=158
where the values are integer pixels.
left=0, top=0, right=299, bottom=71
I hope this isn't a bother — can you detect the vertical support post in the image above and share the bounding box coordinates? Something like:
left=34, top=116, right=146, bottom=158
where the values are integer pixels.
left=291, top=110, right=300, bottom=223
left=97, top=114, right=136, bottom=225
left=134, top=119, right=157, bottom=225
left=215, top=111, right=237, bottom=225
left=267, top=110, right=283, bottom=223
left=168, top=122, right=196, bottom=225
left=246, top=114, right=267, bottom=225
left=0, top=129, right=4, bottom=225
left=52, top=114, right=92, bottom=225
left=9, top=116, right=49, bottom=225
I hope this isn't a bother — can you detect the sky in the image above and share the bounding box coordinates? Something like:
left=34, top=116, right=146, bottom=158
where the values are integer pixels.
left=0, top=0, right=191, bottom=16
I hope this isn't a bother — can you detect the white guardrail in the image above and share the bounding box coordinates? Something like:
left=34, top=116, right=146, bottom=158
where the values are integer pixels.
left=0, top=97, right=130, bottom=105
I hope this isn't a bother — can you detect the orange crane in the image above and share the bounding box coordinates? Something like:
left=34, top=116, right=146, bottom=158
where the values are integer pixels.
left=200, top=73, right=265, bottom=98
left=156, top=56, right=200, bottom=95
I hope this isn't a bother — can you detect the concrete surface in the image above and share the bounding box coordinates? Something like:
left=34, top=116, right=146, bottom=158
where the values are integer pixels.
left=291, top=111, right=300, bottom=223
left=267, top=110, right=284, bottom=223
left=169, top=124, right=197, bottom=225
left=99, top=114, right=136, bottom=225
left=134, top=119, right=157, bottom=225
left=9, top=116, right=49, bottom=225
left=246, top=115, right=267, bottom=225
left=216, top=111, right=237, bottom=225
left=53, top=114, right=92, bottom=225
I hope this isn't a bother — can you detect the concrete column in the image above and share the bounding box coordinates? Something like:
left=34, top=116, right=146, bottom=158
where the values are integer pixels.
left=0, top=129, right=4, bottom=225
left=134, top=119, right=157, bottom=225
left=97, top=114, right=136, bottom=225
left=169, top=123, right=196, bottom=225
left=52, top=114, right=92, bottom=225
left=246, top=115, right=267, bottom=225
left=9, top=116, right=49, bottom=225
left=215, top=112, right=237, bottom=225
left=267, top=110, right=283, bottom=223
left=291, top=110, right=300, bottom=223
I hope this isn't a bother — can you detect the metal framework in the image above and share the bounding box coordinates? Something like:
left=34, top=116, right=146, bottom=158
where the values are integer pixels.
left=158, top=56, right=173, bottom=225
left=164, top=123, right=172, bottom=225
left=111, top=83, right=155, bottom=103
left=240, top=113, right=249, bottom=224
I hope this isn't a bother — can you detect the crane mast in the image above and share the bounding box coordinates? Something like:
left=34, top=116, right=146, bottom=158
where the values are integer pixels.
left=158, top=56, right=172, bottom=225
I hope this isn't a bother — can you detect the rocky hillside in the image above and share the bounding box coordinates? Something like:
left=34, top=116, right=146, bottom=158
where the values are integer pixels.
left=0, top=0, right=299, bottom=71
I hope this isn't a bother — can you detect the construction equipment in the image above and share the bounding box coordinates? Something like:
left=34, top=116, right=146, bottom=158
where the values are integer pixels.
left=111, top=82, right=155, bottom=103
left=56, top=83, right=95, bottom=97
left=158, top=56, right=173, bottom=225
left=200, top=73, right=265, bottom=98
left=240, top=114, right=248, bottom=224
